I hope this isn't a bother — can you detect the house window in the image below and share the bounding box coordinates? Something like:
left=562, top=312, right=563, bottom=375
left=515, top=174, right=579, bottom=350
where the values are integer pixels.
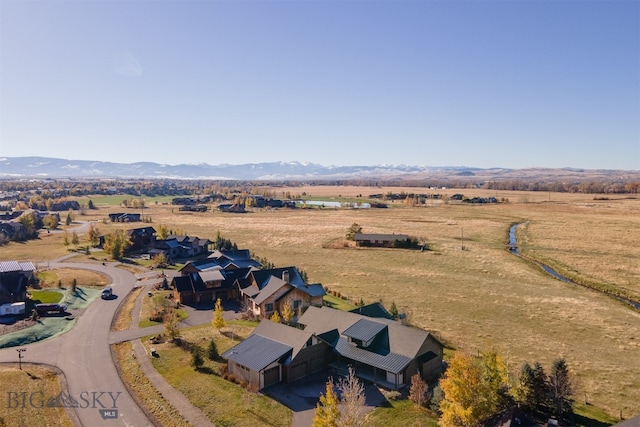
left=265, top=303, right=274, bottom=312
left=293, top=300, right=301, bottom=309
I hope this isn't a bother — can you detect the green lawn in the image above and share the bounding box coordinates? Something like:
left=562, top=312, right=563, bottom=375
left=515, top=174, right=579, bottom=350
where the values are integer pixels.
left=367, top=399, right=439, bottom=427
left=574, top=402, right=621, bottom=427
left=146, top=321, right=291, bottom=427
left=29, top=289, right=64, bottom=304
left=323, top=294, right=356, bottom=311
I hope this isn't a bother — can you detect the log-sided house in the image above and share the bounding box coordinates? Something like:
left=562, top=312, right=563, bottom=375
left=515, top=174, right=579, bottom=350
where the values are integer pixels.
left=236, top=267, right=326, bottom=319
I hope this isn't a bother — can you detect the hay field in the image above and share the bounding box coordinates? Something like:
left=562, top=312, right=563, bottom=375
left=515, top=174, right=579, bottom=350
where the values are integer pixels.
left=2, top=187, right=639, bottom=417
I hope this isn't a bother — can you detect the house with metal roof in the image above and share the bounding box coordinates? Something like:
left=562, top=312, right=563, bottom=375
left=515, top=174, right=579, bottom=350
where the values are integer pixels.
left=221, top=306, right=444, bottom=391
left=221, top=320, right=332, bottom=389
left=298, top=306, right=444, bottom=389
left=0, top=261, right=35, bottom=304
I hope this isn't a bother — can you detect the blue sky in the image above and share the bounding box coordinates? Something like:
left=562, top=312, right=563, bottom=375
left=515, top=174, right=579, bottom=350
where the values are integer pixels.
left=1, top=0, right=638, bottom=170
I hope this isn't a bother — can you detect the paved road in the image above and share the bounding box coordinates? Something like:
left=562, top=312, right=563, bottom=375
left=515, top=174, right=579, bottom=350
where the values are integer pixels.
left=0, top=261, right=153, bottom=426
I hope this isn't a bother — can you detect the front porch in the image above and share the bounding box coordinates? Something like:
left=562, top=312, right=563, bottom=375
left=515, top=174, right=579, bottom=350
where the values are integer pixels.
left=328, top=359, right=401, bottom=390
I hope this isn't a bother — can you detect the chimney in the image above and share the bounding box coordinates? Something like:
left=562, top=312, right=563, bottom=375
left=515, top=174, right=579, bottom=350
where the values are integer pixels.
left=282, top=270, right=290, bottom=283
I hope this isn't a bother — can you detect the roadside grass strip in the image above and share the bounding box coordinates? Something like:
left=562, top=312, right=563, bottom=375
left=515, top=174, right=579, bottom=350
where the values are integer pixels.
left=112, top=341, right=190, bottom=427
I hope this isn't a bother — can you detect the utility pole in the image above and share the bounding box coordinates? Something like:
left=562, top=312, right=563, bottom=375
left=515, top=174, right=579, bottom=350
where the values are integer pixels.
left=17, top=348, right=26, bottom=370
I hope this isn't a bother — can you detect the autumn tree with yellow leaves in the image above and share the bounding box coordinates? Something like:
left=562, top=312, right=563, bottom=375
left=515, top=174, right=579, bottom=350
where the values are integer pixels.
left=439, top=344, right=509, bottom=427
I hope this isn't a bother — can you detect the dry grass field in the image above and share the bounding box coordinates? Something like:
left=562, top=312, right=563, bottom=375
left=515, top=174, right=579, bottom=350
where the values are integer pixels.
left=2, top=186, right=639, bottom=418
left=0, top=364, right=75, bottom=427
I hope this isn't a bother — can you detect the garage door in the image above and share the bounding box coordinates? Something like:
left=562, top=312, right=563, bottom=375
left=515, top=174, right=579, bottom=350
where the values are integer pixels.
left=263, top=366, right=280, bottom=388
left=288, top=362, right=307, bottom=382
left=180, top=292, right=194, bottom=305
left=309, top=356, right=325, bottom=373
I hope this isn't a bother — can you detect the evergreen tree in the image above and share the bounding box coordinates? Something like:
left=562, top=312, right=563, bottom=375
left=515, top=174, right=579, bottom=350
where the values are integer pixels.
left=531, top=362, right=550, bottom=412
left=190, top=345, right=204, bottom=370
left=207, top=339, right=219, bottom=361
left=389, top=301, right=399, bottom=319
left=549, top=358, right=573, bottom=418
left=512, top=362, right=537, bottom=411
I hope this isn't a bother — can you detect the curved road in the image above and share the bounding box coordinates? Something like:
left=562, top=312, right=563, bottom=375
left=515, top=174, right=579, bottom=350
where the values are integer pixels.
left=0, top=261, right=153, bottom=427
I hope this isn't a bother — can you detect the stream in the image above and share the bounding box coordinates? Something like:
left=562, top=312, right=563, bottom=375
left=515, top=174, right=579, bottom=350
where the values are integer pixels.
left=509, top=222, right=640, bottom=309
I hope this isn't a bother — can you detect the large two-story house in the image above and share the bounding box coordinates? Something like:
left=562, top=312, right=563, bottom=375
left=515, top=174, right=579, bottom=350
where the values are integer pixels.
left=222, top=306, right=444, bottom=391
left=0, top=261, right=35, bottom=304
left=235, top=267, right=326, bottom=319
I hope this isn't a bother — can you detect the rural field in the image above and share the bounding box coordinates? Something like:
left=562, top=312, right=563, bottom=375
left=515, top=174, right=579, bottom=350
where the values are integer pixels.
left=2, top=186, right=639, bottom=419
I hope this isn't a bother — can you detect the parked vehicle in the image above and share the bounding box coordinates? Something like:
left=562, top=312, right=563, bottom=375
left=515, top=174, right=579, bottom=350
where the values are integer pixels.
left=101, top=287, right=113, bottom=299
left=35, top=303, right=67, bottom=315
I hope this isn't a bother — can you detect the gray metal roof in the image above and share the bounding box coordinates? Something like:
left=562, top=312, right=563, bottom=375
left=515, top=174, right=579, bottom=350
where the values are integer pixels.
left=221, top=334, right=292, bottom=371
left=0, top=261, right=34, bottom=273
left=298, top=306, right=434, bottom=359
left=335, top=337, right=412, bottom=374
left=342, top=319, right=387, bottom=343
left=252, top=320, right=313, bottom=358
left=199, top=270, right=224, bottom=283
left=0, top=261, right=21, bottom=273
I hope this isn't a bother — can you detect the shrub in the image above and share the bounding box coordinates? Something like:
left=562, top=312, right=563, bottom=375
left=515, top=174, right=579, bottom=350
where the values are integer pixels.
left=218, top=364, right=228, bottom=376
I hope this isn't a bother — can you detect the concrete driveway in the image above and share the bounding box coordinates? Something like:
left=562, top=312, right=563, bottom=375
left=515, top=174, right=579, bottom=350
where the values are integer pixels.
left=264, top=370, right=387, bottom=427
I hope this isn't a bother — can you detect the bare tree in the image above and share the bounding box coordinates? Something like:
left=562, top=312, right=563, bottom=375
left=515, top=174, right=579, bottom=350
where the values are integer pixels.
left=337, top=366, right=366, bottom=427
left=409, top=373, right=428, bottom=408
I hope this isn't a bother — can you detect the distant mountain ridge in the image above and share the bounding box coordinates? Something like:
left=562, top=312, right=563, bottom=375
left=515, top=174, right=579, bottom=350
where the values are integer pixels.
left=0, top=156, right=636, bottom=181
left=0, top=156, right=468, bottom=179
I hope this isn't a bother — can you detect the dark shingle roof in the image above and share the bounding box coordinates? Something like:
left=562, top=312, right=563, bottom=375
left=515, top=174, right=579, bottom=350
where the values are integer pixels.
left=172, top=276, right=194, bottom=293
left=350, top=302, right=394, bottom=320
left=353, top=233, right=408, bottom=241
